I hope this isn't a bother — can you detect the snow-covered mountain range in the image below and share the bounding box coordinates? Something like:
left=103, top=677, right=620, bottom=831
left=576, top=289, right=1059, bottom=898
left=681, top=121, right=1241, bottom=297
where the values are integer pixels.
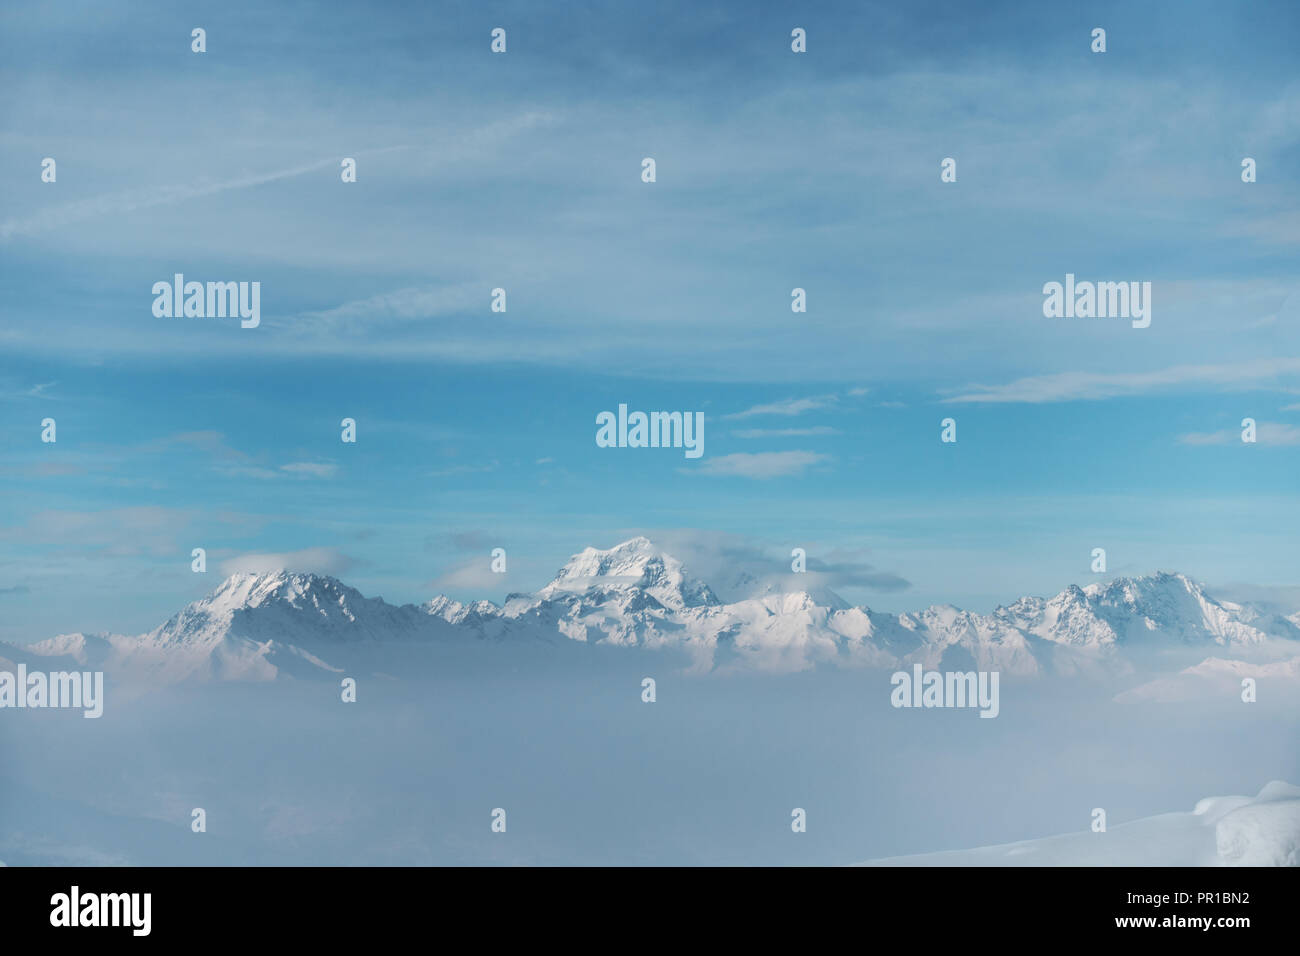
left=4, top=536, right=1299, bottom=684
left=859, top=780, right=1300, bottom=867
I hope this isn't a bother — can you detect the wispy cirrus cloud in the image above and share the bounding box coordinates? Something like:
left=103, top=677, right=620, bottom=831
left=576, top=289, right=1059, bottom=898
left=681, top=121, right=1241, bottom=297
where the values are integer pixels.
left=294, top=284, right=483, bottom=330
left=279, top=462, right=339, bottom=479
left=0, top=380, right=59, bottom=401
left=732, top=426, right=839, bottom=438
left=1178, top=422, right=1300, bottom=446
left=942, top=357, right=1300, bottom=404
left=692, top=451, right=830, bottom=478
left=427, top=461, right=499, bottom=478
left=724, top=395, right=839, bottom=419
left=161, top=431, right=250, bottom=462
left=0, top=507, right=202, bottom=558
left=155, top=433, right=336, bottom=480
left=0, top=156, right=367, bottom=240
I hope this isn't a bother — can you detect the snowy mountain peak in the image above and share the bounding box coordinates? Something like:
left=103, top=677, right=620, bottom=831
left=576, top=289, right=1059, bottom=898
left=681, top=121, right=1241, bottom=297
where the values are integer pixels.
left=995, top=570, right=1271, bottom=650
left=142, top=569, right=442, bottom=663
left=425, top=594, right=501, bottom=625
left=536, top=537, right=720, bottom=609
left=1083, top=570, right=1198, bottom=603
left=204, top=570, right=357, bottom=613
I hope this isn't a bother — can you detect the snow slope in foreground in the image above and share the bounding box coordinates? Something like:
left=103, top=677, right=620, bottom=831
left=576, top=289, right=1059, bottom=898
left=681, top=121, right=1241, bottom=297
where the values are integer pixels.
left=859, top=781, right=1300, bottom=866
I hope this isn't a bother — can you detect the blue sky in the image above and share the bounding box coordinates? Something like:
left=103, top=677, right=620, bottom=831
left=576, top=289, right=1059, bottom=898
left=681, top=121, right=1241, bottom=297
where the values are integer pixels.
left=2, top=0, right=1299, bottom=641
